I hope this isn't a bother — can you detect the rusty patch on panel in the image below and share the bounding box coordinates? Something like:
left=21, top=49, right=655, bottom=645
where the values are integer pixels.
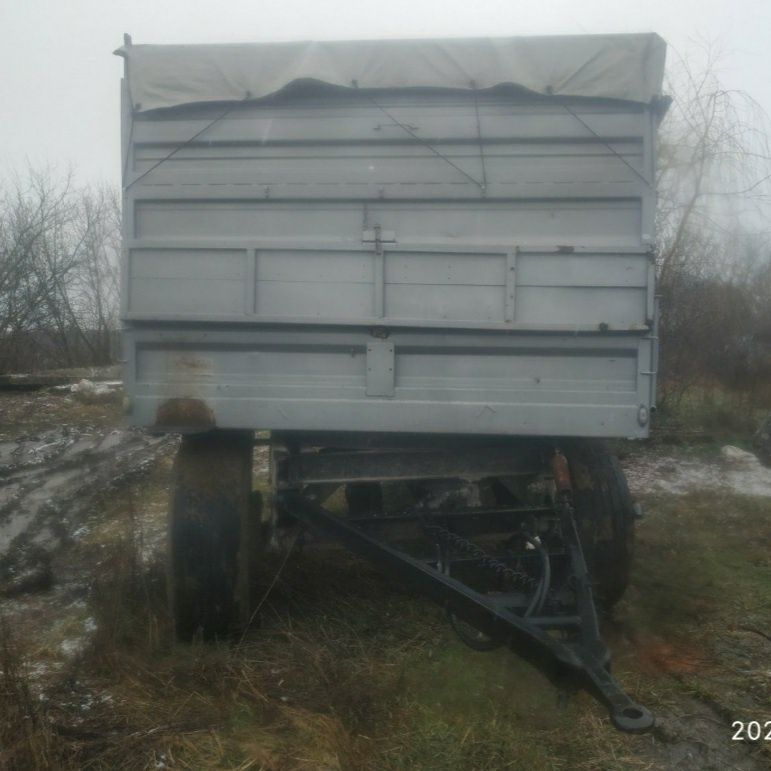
left=155, top=397, right=216, bottom=429
left=173, top=354, right=210, bottom=371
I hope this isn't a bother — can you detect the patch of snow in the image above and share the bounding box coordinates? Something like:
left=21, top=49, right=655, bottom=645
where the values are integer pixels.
left=70, top=379, right=122, bottom=404
left=623, top=445, right=771, bottom=497
left=72, top=525, right=90, bottom=539
left=60, top=637, right=84, bottom=658
left=27, top=661, right=63, bottom=680
left=721, top=445, right=757, bottom=464
left=58, top=617, right=98, bottom=658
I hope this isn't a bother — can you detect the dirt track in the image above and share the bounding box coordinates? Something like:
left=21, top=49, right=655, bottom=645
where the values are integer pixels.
left=0, top=427, right=169, bottom=596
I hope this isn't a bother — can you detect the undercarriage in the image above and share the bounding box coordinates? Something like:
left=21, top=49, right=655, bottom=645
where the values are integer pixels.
left=167, top=431, right=653, bottom=733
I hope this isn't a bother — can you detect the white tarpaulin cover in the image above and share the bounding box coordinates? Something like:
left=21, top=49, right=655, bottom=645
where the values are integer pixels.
left=116, top=34, right=666, bottom=113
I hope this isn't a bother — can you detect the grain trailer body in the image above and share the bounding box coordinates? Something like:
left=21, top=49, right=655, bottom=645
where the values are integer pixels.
left=117, top=35, right=667, bottom=731
left=118, top=35, right=663, bottom=439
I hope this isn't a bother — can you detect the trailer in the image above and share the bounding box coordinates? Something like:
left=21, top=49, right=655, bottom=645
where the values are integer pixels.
left=117, top=33, right=667, bottom=732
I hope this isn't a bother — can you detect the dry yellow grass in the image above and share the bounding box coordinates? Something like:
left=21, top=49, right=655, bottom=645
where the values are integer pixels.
left=2, top=393, right=769, bottom=769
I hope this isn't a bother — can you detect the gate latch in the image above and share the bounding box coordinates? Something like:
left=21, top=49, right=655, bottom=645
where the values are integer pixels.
left=365, top=338, right=395, bottom=397
left=362, top=225, right=396, bottom=255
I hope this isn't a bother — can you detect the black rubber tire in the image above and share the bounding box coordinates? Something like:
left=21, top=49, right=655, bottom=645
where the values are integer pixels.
left=564, top=440, right=636, bottom=608
left=168, top=430, right=256, bottom=640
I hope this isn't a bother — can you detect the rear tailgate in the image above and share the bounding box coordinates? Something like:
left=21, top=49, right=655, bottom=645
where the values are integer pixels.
left=122, top=90, right=657, bottom=437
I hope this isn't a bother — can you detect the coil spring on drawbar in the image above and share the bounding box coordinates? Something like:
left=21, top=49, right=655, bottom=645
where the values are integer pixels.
left=421, top=520, right=539, bottom=590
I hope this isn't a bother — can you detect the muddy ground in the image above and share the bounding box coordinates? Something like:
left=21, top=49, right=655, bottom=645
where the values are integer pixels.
left=0, top=387, right=769, bottom=770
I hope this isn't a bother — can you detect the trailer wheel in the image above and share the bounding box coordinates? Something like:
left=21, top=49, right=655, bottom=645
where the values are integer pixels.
left=168, top=430, right=257, bottom=640
left=565, top=441, right=636, bottom=609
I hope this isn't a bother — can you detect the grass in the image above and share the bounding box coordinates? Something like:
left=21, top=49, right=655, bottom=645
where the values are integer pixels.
left=626, top=492, right=771, bottom=723
left=0, top=390, right=124, bottom=439
left=0, top=618, right=83, bottom=770
left=631, top=493, right=770, bottom=630
left=654, top=381, right=767, bottom=446
left=73, top=555, right=597, bottom=770
left=4, top=517, right=769, bottom=769
left=2, top=389, right=770, bottom=768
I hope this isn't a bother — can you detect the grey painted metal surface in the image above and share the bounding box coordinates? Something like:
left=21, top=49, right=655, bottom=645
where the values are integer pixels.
left=121, top=77, right=660, bottom=439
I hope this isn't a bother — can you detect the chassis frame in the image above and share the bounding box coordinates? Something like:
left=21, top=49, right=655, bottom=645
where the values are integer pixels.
left=272, top=435, right=653, bottom=732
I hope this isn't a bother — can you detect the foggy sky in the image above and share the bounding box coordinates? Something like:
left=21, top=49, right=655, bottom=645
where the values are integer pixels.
left=1, top=0, right=770, bottom=187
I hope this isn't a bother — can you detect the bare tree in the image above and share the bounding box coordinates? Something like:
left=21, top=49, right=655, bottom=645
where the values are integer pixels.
left=74, top=187, right=121, bottom=363
left=49, top=185, right=121, bottom=365
left=657, top=44, right=771, bottom=280
left=0, top=168, right=121, bottom=373
left=654, top=44, right=771, bottom=406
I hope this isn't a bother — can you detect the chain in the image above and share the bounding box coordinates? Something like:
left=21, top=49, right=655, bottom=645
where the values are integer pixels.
left=420, top=519, right=538, bottom=590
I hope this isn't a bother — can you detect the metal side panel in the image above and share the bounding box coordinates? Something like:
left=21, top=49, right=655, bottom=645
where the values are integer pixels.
left=132, top=200, right=643, bottom=246
left=123, top=92, right=656, bottom=331
left=124, top=242, right=652, bottom=332
left=123, top=325, right=652, bottom=439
